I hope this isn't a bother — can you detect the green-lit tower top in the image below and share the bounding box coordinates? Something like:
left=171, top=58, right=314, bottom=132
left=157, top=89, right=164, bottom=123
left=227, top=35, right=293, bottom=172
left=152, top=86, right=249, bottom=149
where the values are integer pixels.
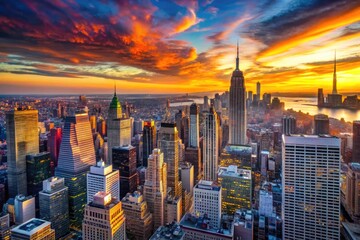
left=109, top=81, right=122, bottom=119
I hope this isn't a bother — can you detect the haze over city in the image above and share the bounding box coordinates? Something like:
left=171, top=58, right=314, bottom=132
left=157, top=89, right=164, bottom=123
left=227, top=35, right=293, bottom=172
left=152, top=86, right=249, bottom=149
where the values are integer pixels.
left=1, top=0, right=360, bottom=95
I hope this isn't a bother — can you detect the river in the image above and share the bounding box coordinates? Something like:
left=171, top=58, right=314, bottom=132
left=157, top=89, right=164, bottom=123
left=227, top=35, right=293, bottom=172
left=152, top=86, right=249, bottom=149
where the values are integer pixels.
left=170, top=97, right=360, bottom=122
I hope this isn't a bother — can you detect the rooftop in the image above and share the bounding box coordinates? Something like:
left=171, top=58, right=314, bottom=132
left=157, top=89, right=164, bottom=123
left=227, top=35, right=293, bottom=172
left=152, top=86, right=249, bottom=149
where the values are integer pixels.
left=349, top=162, right=360, bottom=172
left=150, top=222, right=184, bottom=240
left=180, top=213, right=232, bottom=237
left=283, top=134, right=340, bottom=146
left=11, top=218, right=50, bottom=236
left=195, top=180, right=221, bottom=191
left=218, top=165, right=251, bottom=180
left=90, top=192, right=119, bottom=209
left=223, top=144, right=252, bottom=156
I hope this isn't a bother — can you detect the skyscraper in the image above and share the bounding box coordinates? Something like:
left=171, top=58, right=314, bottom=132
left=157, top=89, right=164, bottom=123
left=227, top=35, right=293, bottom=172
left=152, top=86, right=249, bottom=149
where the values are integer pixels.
left=317, top=88, right=324, bottom=106
left=257, top=81, right=261, bottom=100
left=56, top=113, right=96, bottom=229
left=112, top=145, right=138, bottom=199
left=203, top=107, right=219, bottom=181
left=143, top=149, right=167, bottom=230
left=193, top=180, right=222, bottom=229
left=107, top=87, right=132, bottom=164
left=39, top=177, right=69, bottom=239
left=282, top=135, right=340, bottom=239
left=14, top=195, right=35, bottom=225
left=353, top=121, right=360, bottom=163
left=121, top=191, right=153, bottom=240
left=218, top=165, right=252, bottom=215
left=47, top=127, right=62, bottom=172
left=6, top=109, right=39, bottom=197
left=142, top=120, right=156, bottom=167
left=314, top=114, right=330, bottom=135
left=282, top=116, right=296, bottom=135
left=203, top=96, right=209, bottom=111
left=86, top=160, right=119, bottom=203
left=82, top=192, right=126, bottom=240
left=229, top=43, right=247, bottom=145
left=189, top=103, right=200, bottom=148
left=158, top=123, right=181, bottom=197
left=333, top=50, right=337, bottom=94
left=26, top=152, right=52, bottom=199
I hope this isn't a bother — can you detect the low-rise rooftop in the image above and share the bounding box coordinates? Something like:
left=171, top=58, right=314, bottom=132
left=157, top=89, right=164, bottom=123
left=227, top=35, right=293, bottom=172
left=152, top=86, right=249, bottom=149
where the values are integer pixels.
left=150, top=222, right=184, bottom=240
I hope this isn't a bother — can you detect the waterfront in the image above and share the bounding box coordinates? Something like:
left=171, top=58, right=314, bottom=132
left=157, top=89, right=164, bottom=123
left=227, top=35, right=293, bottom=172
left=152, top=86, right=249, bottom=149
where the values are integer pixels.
left=171, top=97, right=360, bottom=122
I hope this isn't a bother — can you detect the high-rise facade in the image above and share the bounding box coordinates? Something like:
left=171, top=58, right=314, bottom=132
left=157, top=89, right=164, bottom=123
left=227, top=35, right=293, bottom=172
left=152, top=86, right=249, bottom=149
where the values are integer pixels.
left=11, top=218, right=55, bottom=240
left=143, top=149, right=167, bottom=230
left=158, top=123, right=181, bottom=197
left=218, top=165, right=252, bottom=214
left=282, top=116, right=296, bottom=135
left=39, top=177, right=69, bottom=239
left=229, top=44, right=247, bottom=145
left=121, top=191, right=153, bottom=240
left=26, top=152, right=52, bottom=198
left=282, top=135, right=340, bottom=239
left=142, top=120, right=156, bottom=167
left=0, top=214, right=10, bottom=240
left=47, top=127, right=62, bottom=171
left=87, top=160, right=119, bottom=203
left=6, top=109, right=39, bottom=197
left=189, top=103, right=200, bottom=148
left=14, top=195, right=35, bottom=225
left=317, top=88, right=324, bottom=106
left=82, top=192, right=126, bottom=240
left=56, top=113, right=96, bottom=229
left=343, top=162, right=360, bottom=222
left=107, top=90, right=132, bottom=164
left=257, top=81, right=261, bottom=100
left=314, top=114, right=330, bottom=135
left=203, top=107, right=219, bottom=181
left=112, top=145, right=138, bottom=199
left=193, top=180, right=222, bottom=229
left=353, top=121, right=360, bottom=163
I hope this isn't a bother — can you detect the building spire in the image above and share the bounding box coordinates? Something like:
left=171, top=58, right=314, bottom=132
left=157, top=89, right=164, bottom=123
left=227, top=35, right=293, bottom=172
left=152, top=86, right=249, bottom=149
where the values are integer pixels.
left=236, top=40, right=239, bottom=70
left=114, top=81, right=117, bottom=96
left=332, top=50, right=337, bottom=94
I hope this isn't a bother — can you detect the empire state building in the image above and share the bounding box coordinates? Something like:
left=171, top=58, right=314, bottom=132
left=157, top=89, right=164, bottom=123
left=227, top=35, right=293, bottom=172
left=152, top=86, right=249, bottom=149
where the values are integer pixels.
left=229, top=43, right=246, bottom=144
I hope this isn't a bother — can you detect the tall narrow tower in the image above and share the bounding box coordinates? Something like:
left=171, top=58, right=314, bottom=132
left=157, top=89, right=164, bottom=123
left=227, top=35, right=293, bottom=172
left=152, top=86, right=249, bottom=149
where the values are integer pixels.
left=229, top=43, right=247, bottom=145
left=332, top=50, right=337, bottom=94
left=56, top=113, right=96, bottom=229
left=189, top=103, right=200, bottom=148
left=6, top=109, right=39, bottom=197
left=107, top=83, right=131, bottom=164
left=158, top=123, right=181, bottom=197
left=203, top=107, right=219, bottom=181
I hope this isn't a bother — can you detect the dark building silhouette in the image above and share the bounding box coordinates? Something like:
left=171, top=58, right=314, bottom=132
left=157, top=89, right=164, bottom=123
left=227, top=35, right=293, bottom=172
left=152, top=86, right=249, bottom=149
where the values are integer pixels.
left=282, top=116, right=296, bottom=135
left=318, top=88, right=324, bottom=106
left=47, top=128, right=62, bottom=174
left=112, top=146, right=138, bottom=199
left=353, top=121, right=360, bottom=163
left=314, top=114, right=330, bottom=135
left=142, top=120, right=156, bottom=167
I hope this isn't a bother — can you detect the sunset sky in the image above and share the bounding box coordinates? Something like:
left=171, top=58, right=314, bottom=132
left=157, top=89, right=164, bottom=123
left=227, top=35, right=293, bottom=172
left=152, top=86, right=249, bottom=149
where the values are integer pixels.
left=0, top=0, right=360, bottom=95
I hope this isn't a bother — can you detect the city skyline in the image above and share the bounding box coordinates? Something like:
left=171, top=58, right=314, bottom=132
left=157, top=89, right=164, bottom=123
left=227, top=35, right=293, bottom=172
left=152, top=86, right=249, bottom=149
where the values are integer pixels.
left=0, top=1, right=360, bottom=94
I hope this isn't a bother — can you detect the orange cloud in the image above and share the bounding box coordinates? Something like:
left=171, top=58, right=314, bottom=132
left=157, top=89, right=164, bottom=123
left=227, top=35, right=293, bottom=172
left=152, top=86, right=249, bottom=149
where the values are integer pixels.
left=173, top=8, right=199, bottom=34
left=257, top=6, right=360, bottom=59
